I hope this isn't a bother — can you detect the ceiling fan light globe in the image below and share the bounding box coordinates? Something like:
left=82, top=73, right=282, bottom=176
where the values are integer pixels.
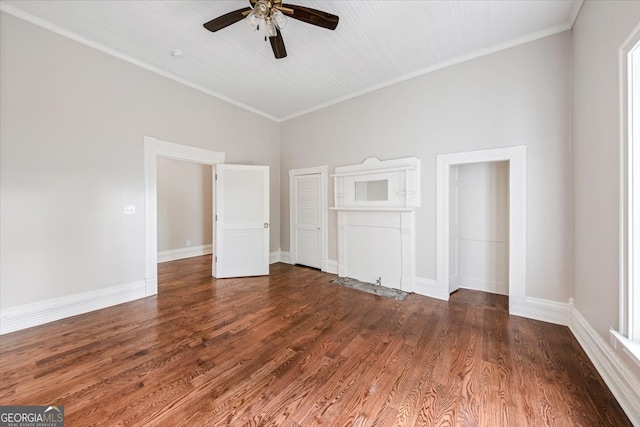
left=271, top=10, right=287, bottom=29
left=265, top=18, right=277, bottom=37
left=246, top=13, right=260, bottom=30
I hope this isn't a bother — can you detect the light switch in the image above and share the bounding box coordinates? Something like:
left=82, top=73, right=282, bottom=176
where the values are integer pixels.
left=124, top=205, right=136, bottom=215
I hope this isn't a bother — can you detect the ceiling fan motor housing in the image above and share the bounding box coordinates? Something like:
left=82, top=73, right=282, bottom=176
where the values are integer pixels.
left=254, top=0, right=271, bottom=19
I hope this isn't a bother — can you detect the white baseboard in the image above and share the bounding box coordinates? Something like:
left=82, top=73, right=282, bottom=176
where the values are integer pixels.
left=270, top=250, right=287, bottom=264
left=275, top=254, right=337, bottom=274
left=158, top=244, right=212, bottom=263
left=509, top=297, right=571, bottom=326
left=410, top=280, right=571, bottom=326
left=0, top=280, right=147, bottom=335
left=275, top=254, right=337, bottom=273
left=570, top=307, right=640, bottom=426
left=145, top=276, right=158, bottom=296
left=324, top=259, right=338, bottom=274
left=414, top=277, right=449, bottom=301
left=459, top=276, right=507, bottom=295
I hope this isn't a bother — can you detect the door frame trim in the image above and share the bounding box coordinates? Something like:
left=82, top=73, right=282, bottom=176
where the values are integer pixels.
left=289, top=165, right=328, bottom=271
left=144, top=136, right=225, bottom=295
left=436, top=145, right=526, bottom=308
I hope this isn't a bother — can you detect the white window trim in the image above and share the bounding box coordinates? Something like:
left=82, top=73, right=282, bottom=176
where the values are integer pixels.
left=615, top=23, right=640, bottom=367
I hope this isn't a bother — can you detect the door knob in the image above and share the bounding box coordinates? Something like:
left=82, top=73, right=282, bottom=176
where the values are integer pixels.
left=264, top=223, right=269, bottom=229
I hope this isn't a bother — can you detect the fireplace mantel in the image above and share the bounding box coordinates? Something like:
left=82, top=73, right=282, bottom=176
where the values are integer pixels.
left=332, top=157, right=420, bottom=292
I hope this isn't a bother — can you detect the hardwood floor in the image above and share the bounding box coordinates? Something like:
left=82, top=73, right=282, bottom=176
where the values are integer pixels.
left=0, top=255, right=631, bottom=426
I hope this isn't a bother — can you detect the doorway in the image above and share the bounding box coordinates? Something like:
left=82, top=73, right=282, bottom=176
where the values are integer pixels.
left=436, top=146, right=526, bottom=309
left=449, top=161, right=509, bottom=295
left=289, top=166, right=328, bottom=271
left=144, top=137, right=270, bottom=294
left=156, top=158, right=213, bottom=263
left=144, top=137, right=225, bottom=296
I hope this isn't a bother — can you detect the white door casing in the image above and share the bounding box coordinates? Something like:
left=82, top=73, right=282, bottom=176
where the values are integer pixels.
left=449, top=166, right=460, bottom=293
left=437, top=145, right=526, bottom=308
left=215, top=164, right=269, bottom=278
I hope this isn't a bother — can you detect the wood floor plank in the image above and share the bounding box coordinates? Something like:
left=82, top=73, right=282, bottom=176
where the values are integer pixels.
left=0, top=256, right=632, bottom=426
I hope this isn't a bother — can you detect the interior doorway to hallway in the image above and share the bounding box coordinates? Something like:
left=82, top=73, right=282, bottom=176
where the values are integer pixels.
left=436, top=145, right=526, bottom=311
left=449, top=161, right=510, bottom=296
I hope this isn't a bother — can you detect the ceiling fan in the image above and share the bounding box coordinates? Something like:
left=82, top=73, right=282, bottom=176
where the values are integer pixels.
left=203, top=0, right=339, bottom=59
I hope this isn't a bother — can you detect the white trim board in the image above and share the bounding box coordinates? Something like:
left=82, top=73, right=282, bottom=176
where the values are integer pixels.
left=618, top=21, right=640, bottom=344
left=269, top=251, right=289, bottom=265
left=280, top=251, right=293, bottom=264
left=510, top=297, right=571, bottom=326
left=0, top=281, right=146, bottom=335
left=436, top=146, right=527, bottom=311
left=158, top=244, right=213, bottom=263
left=269, top=252, right=337, bottom=272
left=570, top=308, right=640, bottom=426
left=324, top=259, right=338, bottom=275
left=415, top=277, right=450, bottom=301
left=413, top=276, right=571, bottom=326
left=270, top=251, right=339, bottom=274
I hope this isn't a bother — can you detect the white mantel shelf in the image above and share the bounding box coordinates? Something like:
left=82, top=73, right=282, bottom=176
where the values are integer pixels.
left=330, top=166, right=417, bottom=178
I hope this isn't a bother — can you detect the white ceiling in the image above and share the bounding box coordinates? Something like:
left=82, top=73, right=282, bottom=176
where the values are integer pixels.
left=1, top=0, right=582, bottom=121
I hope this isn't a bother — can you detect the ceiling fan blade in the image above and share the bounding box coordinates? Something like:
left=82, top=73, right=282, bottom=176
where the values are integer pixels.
left=203, top=8, right=252, bottom=32
left=281, top=4, right=339, bottom=30
left=269, top=28, right=287, bottom=59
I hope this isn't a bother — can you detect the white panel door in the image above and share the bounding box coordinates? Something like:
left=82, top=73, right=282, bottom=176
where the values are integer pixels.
left=294, top=174, right=321, bottom=268
left=214, top=164, right=269, bottom=278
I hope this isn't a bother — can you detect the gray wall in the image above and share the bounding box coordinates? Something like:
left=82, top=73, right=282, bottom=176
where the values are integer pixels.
left=572, top=0, right=640, bottom=375
left=280, top=31, right=573, bottom=303
left=157, top=158, right=212, bottom=252
left=0, top=12, right=280, bottom=308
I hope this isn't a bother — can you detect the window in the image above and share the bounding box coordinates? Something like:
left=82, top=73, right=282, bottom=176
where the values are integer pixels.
left=631, top=38, right=640, bottom=342
left=616, top=26, right=640, bottom=365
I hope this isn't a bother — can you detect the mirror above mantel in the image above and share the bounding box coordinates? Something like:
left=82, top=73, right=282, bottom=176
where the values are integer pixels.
left=331, top=157, right=421, bottom=211
left=355, top=179, right=389, bottom=202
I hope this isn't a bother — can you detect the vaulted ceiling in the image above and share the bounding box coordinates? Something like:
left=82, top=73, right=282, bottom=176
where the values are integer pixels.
left=1, top=0, right=582, bottom=121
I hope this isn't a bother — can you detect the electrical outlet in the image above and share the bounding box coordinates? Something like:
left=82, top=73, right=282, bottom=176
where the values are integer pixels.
left=124, top=205, right=136, bottom=215
left=186, top=240, right=191, bottom=247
